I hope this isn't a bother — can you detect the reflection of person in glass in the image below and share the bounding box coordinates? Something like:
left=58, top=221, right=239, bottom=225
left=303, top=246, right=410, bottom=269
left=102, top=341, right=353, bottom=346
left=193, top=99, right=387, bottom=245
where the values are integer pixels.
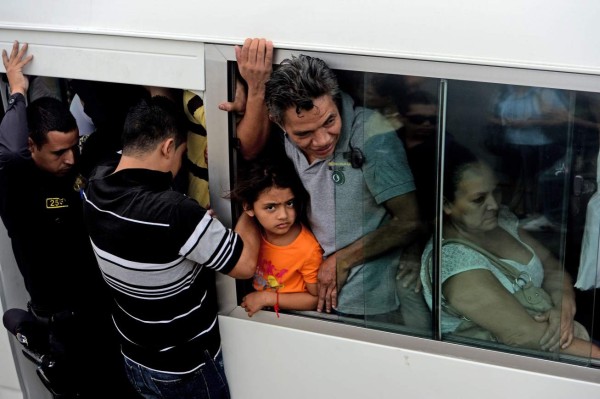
left=395, top=91, right=442, bottom=225
left=393, top=91, right=440, bottom=328
left=420, top=144, right=600, bottom=358
left=489, top=85, right=568, bottom=218
left=397, top=90, right=438, bottom=151
left=361, top=83, right=439, bottom=329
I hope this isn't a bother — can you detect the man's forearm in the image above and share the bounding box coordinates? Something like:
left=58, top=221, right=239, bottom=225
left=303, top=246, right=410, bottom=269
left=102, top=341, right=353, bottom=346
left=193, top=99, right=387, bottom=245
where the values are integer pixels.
left=337, top=192, right=424, bottom=271
left=0, top=93, right=30, bottom=164
left=236, top=90, right=270, bottom=160
left=232, top=38, right=273, bottom=161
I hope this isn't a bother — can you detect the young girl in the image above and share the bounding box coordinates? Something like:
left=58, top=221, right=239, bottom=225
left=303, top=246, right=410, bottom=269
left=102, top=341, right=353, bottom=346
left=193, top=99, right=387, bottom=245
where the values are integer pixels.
left=230, top=156, right=323, bottom=317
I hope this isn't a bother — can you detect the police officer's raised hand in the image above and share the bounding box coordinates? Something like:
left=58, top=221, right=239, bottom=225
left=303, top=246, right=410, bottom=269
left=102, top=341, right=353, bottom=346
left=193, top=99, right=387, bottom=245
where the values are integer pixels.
left=2, top=41, right=33, bottom=96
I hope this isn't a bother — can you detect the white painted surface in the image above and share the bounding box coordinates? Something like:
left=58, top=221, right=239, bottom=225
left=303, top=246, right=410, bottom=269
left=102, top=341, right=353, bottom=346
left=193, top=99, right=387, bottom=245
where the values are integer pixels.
left=0, top=387, right=22, bottom=399
left=0, top=327, right=21, bottom=399
left=0, top=0, right=599, bottom=74
left=0, top=30, right=205, bottom=90
left=220, top=310, right=600, bottom=399
left=0, top=217, right=24, bottom=399
left=0, top=220, right=51, bottom=399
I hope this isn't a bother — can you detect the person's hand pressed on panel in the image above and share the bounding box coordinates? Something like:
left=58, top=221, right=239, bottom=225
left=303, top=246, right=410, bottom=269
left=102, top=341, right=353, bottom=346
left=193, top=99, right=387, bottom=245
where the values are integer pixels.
left=2, top=41, right=33, bottom=95
left=219, top=38, right=273, bottom=160
left=219, top=38, right=273, bottom=113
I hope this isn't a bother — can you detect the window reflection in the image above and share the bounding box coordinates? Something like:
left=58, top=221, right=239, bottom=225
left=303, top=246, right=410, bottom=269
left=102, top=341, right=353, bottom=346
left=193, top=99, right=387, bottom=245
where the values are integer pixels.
left=355, top=73, right=439, bottom=334
left=570, top=92, right=600, bottom=352
left=490, top=86, right=569, bottom=222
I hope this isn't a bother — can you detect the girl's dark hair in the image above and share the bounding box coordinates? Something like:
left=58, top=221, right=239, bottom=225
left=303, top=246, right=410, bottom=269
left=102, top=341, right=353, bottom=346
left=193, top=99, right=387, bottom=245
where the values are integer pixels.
left=229, top=155, right=308, bottom=223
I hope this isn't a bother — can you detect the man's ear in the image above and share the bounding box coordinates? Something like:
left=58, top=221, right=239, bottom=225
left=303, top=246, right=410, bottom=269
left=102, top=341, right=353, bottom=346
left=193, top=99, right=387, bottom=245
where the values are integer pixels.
left=27, top=137, right=36, bottom=154
left=160, top=138, right=176, bottom=158
left=269, top=116, right=286, bottom=134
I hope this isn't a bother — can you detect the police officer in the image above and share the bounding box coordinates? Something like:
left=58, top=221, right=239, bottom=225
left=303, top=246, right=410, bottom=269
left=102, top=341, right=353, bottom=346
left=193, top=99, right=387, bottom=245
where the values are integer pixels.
left=0, top=41, right=137, bottom=398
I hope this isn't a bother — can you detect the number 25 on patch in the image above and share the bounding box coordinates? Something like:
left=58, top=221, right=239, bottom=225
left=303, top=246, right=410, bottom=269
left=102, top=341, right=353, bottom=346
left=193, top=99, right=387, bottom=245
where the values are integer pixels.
left=46, top=197, right=68, bottom=209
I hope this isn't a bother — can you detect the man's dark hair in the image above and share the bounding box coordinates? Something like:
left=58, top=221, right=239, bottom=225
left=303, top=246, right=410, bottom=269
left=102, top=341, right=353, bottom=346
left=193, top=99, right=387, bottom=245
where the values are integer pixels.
left=121, top=96, right=186, bottom=156
left=265, top=55, right=341, bottom=126
left=27, top=97, right=77, bottom=148
left=397, top=90, right=437, bottom=115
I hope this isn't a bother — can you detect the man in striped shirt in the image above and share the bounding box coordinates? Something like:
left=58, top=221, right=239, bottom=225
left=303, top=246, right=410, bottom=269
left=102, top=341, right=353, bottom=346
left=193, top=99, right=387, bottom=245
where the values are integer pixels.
left=82, top=96, right=259, bottom=399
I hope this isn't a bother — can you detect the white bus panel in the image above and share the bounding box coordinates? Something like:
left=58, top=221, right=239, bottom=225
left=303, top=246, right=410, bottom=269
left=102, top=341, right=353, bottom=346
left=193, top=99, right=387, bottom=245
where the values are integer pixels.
left=0, top=1, right=599, bottom=398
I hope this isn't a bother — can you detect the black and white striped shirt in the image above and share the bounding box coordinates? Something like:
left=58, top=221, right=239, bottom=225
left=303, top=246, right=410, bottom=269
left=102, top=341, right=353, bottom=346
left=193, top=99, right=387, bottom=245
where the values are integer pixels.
left=83, top=166, right=242, bottom=373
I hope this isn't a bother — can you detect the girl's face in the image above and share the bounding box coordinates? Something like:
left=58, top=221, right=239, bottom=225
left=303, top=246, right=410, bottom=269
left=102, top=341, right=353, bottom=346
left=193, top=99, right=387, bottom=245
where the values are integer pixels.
left=443, top=162, right=501, bottom=235
left=245, top=187, right=297, bottom=239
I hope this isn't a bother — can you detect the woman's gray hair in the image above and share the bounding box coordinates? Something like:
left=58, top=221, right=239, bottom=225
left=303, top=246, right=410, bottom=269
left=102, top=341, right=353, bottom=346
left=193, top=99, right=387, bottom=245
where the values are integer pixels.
left=265, top=55, right=341, bottom=125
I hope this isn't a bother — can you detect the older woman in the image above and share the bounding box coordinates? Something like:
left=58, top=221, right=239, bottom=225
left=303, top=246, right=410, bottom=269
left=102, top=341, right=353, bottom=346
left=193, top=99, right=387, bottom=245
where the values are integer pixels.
left=421, top=144, right=599, bottom=358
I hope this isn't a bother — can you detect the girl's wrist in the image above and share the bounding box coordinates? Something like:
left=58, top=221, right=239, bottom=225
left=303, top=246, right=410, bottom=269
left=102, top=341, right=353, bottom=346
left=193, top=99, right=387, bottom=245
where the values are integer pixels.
left=263, top=291, right=276, bottom=307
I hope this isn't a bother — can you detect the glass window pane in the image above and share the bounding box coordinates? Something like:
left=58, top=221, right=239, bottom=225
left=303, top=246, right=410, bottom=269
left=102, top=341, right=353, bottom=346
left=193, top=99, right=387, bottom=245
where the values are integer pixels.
left=429, top=79, right=600, bottom=365
left=353, top=72, right=439, bottom=337
left=570, top=91, right=600, bottom=360
left=231, top=62, right=437, bottom=339
left=230, top=52, right=600, bottom=367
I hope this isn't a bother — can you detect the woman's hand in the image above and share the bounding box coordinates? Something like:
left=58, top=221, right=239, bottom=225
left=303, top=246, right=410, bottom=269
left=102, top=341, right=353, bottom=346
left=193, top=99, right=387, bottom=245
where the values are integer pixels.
left=535, top=304, right=575, bottom=351
left=519, top=227, right=578, bottom=350
left=535, top=308, right=561, bottom=351
left=556, top=297, right=576, bottom=348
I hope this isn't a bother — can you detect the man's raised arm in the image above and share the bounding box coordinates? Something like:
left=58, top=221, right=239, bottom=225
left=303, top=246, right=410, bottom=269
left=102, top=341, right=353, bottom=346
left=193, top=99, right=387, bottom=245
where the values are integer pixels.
left=0, top=41, right=33, bottom=164
left=219, top=38, right=273, bottom=160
